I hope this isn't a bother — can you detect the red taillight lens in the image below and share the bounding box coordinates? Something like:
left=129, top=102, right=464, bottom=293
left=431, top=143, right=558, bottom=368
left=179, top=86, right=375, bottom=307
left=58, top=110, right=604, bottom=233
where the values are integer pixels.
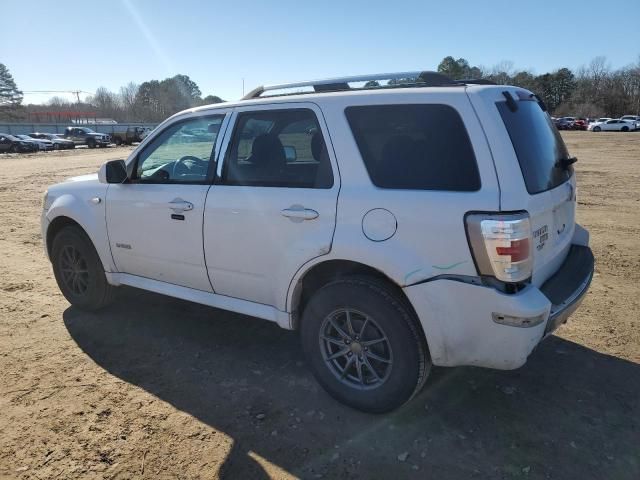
left=496, top=238, right=530, bottom=263
left=465, top=212, right=533, bottom=283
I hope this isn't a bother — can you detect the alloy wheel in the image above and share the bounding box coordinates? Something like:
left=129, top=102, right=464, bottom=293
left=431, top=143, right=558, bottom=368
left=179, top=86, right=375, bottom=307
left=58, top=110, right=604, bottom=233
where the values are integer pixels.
left=59, top=245, right=89, bottom=296
left=319, top=308, right=393, bottom=390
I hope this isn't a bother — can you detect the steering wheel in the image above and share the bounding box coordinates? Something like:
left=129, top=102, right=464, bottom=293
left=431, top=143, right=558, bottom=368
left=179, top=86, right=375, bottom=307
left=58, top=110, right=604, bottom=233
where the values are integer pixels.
left=172, top=155, right=206, bottom=178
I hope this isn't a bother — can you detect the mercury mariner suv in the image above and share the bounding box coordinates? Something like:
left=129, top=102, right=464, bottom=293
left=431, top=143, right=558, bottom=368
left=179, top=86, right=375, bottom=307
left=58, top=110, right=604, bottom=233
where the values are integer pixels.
left=42, top=71, right=594, bottom=412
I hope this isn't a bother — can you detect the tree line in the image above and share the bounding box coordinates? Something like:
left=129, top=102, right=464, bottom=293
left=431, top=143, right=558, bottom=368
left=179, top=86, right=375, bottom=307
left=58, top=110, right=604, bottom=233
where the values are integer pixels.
left=1, top=55, right=639, bottom=123
left=436, top=56, right=640, bottom=117
left=0, top=67, right=224, bottom=123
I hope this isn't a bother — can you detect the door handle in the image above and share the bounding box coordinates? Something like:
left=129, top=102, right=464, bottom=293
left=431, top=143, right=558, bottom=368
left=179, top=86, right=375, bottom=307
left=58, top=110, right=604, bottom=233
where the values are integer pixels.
left=281, top=205, right=319, bottom=222
left=168, top=198, right=194, bottom=213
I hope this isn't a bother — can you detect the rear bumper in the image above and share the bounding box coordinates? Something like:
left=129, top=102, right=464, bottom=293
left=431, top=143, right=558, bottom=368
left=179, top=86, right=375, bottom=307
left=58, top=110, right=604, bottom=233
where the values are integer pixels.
left=404, top=244, right=594, bottom=370
left=541, top=245, right=594, bottom=336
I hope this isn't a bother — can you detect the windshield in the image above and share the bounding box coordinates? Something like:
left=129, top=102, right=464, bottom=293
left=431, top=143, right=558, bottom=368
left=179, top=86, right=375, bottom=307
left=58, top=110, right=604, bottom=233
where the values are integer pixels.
left=497, top=99, right=572, bottom=194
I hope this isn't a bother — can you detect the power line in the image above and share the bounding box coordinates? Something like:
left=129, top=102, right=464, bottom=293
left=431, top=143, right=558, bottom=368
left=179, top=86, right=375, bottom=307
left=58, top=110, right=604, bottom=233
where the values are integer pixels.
left=22, top=90, right=93, bottom=102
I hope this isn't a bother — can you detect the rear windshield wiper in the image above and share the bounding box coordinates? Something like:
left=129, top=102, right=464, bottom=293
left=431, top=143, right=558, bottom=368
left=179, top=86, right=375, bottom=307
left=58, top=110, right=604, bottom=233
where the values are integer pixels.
left=556, top=156, right=578, bottom=169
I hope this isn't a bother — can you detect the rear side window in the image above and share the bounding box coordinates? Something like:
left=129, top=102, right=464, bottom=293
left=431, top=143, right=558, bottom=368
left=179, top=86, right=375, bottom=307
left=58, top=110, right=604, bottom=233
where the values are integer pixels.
left=222, top=108, right=333, bottom=188
left=345, top=104, right=480, bottom=191
left=497, top=100, right=572, bottom=194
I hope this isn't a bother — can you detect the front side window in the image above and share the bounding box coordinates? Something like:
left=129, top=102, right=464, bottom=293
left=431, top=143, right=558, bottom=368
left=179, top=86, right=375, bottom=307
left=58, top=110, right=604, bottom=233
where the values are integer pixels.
left=135, top=115, right=223, bottom=184
left=345, top=104, right=480, bottom=191
left=222, top=108, right=333, bottom=188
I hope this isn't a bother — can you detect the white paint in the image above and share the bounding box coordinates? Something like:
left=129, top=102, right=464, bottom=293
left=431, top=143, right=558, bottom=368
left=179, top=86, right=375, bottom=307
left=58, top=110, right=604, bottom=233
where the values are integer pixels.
left=41, top=82, right=591, bottom=373
left=361, top=208, right=397, bottom=242
left=106, top=272, right=291, bottom=328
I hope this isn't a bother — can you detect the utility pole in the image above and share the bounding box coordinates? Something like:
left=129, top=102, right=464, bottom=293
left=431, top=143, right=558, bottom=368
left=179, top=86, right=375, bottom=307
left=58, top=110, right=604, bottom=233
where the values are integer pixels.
left=242, top=78, right=245, bottom=97
left=72, top=90, right=81, bottom=103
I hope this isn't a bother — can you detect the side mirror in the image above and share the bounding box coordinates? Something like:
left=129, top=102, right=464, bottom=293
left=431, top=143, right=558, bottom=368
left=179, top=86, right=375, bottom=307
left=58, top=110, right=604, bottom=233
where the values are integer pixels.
left=98, top=159, right=128, bottom=184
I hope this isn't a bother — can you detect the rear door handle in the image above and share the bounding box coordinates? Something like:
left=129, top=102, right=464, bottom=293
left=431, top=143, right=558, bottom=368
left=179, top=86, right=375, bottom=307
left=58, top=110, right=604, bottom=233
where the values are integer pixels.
left=281, top=205, right=319, bottom=222
left=168, top=198, right=194, bottom=213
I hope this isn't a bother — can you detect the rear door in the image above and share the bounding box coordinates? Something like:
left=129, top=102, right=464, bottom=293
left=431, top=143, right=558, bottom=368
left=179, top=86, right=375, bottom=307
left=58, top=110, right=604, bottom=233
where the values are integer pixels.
left=468, top=87, right=576, bottom=286
left=203, top=103, right=339, bottom=311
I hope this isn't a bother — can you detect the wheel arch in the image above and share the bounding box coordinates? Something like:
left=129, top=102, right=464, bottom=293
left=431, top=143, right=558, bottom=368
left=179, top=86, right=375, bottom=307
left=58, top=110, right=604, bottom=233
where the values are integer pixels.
left=289, top=259, right=424, bottom=336
left=46, top=216, right=85, bottom=256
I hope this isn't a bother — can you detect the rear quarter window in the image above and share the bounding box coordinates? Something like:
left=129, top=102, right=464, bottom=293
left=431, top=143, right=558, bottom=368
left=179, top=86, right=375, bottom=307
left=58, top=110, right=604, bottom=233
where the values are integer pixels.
left=345, top=104, right=480, bottom=191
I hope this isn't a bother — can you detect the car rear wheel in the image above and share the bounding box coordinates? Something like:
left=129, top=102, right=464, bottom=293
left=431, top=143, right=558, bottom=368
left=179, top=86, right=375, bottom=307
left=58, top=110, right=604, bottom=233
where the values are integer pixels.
left=9, top=145, right=17, bottom=153
left=621, top=126, right=629, bottom=132
left=51, top=226, right=116, bottom=311
left=300, top=276, right=431, bottom=413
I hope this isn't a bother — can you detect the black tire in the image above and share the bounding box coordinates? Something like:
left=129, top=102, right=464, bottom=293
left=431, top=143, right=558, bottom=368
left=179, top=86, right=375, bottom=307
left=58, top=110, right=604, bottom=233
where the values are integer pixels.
left=593, top=126, right=601, bottom=132
left=300, top=276, right=431, bottom=413
left=53, top=143, right=60, bottom=150
left=621, top=126, right=629, bottom=132
left=114, top=137, right=122, bottom=146
left=9, top=145, right=17, bottom=153
left=87, top=139, right=96, bottom=148
left=51, top=226, right=116, bottom=311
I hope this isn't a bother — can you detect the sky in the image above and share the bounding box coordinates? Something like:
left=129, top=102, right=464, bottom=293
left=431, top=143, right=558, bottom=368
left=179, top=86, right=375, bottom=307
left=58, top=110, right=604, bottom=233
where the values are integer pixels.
left=1, top=0, right=639, bottom=105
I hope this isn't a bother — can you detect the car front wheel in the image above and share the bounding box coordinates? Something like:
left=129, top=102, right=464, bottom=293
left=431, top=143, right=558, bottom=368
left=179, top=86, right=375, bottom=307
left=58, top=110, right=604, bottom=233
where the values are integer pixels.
left=300, top=276, right=431, bottom=413
left=51, top=226, right=116, bottom=311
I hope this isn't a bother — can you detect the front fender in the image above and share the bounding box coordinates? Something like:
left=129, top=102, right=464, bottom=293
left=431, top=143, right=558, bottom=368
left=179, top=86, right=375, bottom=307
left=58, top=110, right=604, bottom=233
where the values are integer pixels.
left=45, top=192, right=115, bottom=272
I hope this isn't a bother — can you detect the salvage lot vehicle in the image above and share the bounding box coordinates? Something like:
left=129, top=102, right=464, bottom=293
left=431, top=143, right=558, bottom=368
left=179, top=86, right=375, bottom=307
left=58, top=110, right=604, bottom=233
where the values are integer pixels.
left=0, top=133, right=38, bottom=153
left=29, top=132, right=75, bottom=150
left=110, top=126, right=148, bottom=146
left=41, top=71, right=594, bottom=412
left=15, top=134, right=54, bottom=151
left=589, top=118, right=636, bottom=132
left=619, top=115, right=640, bottom=130
left=63, top=126, right=111, bottom=148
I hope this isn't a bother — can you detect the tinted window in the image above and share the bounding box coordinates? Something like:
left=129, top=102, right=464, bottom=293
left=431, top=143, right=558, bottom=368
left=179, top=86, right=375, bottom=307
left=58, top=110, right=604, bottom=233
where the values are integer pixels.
left=135, top=115, right=223, bottom=184
left=497, top=100, right=572, bottom=194
left=222, top=109, right=333, bottom=188
left=345, top=104, right=480, bottom=191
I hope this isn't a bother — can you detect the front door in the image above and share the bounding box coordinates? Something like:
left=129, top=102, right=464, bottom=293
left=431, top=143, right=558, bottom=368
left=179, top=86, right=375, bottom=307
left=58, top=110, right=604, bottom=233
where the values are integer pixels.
left=106, top=113, right=228, bottom=292
left=204, top=104, right=339, bottom=310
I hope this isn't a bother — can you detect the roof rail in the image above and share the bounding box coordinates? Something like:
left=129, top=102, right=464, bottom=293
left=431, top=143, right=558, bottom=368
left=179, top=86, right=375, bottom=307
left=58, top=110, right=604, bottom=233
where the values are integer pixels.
left=242, top=70, right=459, bottom=100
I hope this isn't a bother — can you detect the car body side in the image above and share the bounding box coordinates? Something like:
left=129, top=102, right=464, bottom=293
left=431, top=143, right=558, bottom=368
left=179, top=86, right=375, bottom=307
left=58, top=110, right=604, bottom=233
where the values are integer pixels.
left=42, top=85, right=590, bottom=371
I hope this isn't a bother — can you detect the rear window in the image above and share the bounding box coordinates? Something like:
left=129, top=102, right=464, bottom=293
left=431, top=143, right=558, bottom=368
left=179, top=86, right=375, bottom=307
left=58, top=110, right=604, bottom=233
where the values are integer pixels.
left=345, top=104, right=480, bottom=191
left=497, top=100, right=572, bottom=194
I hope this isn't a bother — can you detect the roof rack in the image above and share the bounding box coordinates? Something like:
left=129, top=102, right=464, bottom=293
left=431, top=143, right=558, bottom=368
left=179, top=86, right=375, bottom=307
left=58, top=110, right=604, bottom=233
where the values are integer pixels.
left=242, top=70, right=464, bottom=100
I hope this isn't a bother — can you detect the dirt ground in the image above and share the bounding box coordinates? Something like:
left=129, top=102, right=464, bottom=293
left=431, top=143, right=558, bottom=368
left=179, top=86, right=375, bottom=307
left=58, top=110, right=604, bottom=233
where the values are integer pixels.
left=0, top=133, right=639, bottom=480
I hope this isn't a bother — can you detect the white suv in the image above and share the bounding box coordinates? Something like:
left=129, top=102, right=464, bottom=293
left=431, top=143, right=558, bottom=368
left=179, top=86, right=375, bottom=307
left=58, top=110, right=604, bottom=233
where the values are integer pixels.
left=41, top=71, right=594, bottom=412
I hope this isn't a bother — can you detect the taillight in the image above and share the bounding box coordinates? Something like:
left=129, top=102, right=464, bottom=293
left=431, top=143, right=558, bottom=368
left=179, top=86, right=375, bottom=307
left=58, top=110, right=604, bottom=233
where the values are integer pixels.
left=465, top=212, right=533, bottom=283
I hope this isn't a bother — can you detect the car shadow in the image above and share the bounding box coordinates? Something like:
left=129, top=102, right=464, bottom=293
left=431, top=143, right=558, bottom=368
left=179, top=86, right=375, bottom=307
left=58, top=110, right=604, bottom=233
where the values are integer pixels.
left=63, top=287, right=640, bottom=479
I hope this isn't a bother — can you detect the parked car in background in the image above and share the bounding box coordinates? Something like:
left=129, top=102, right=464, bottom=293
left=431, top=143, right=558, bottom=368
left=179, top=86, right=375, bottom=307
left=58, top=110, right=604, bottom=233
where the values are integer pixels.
left=110, top=126, right=147, bottom=146
left=589, top=117, right=611, bottom=126
left=589, top=119, right=635, bottom=132
left=63, top=127, right=111, bottom=148
left=572, top=118, right=587, bottom=131
left=0, top=134, right=38, bottom=153
left=555, top=117, right=575, bottom=130
left=14, top=134, right=54, bottom=151
left=619, top=115, right=640, bottom=130
left=29, top=133, right=75, bottom=150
